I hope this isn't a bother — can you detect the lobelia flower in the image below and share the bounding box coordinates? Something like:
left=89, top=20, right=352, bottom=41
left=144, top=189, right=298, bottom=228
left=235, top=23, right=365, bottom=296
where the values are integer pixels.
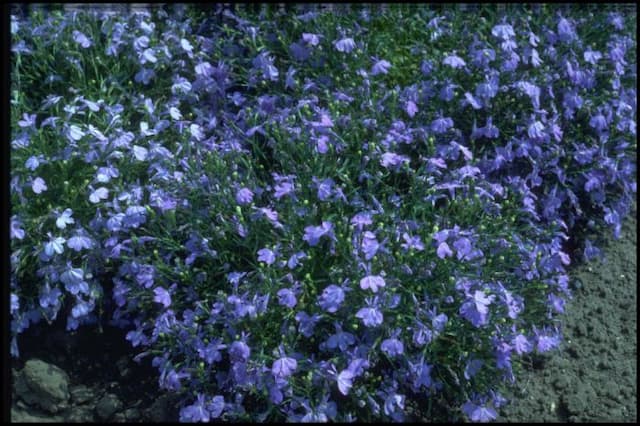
left=337, top=369, right=355, bottom=395
left=180, top=394, right=212, bottom=422
left=460, top=290, right=495, bottom=327
left=380, top=337, right=404, bottom=357
left=72, top=30, right=92, bottom=48
left=44, top=234, right=66, bottom=256
left=32, top=177, right=47, bottom=194
left=55, top=209, right=75, bottom=229
left=10, top=216, right=25, bottom=240
left=89, top=187, right=109, bottom=204
left=153, top=287, right=172, bottom=308
left=277, top=288, right=297, bottom=308
left=361, top=231, right=381, bottom=260
left=318, top=284, right=345, bottom=312
left=356, top=304, right=383, bottom=327
left=436, top=242, right=453, bottom=259
left=303, top=221, right=334, bottom=246
left=236, top=187, right=254, bottom=205
left=294, top=311, right=322, bottom=337
left=491, top=23, right=515, bottom=40
left=443, top=52, right=466, bottom=69
left=272, top=355, right=297, bottom=379
left=371, top=58, right=391, bottom=76
left=229, top=340, right=251, bottom=363
left=430, top=116, right=454, bottom=133
left=462, top=400, right=497, bottom=423
left=359, top=275, right=386, bottom=293
left=334, top=37, right=356, bottom=53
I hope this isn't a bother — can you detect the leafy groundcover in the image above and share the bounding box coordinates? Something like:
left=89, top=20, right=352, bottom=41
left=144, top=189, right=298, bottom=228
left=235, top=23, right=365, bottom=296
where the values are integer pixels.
left=10, top=4, right=636, bottom=422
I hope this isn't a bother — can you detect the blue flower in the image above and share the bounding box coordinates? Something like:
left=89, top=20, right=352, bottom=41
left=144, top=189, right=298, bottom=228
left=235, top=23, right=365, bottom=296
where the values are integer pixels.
left=318, top=284, right=345, bottom=312
left=55, top=209, right=75, bottom=229
left=361, top=231, right=381, bottom=260
left=334, top=37, right=356, bottom=53
left=356, top=306, right=383, bottom=327
left=236, top=188, right=254, bottom=205
left=32, top=177, right=47, bottom=194
left=380, top=337, right=404, bottom=357
left=277, top=288, right=297, bottom=308
left=272, top=356, right=297, bottom=379
left=44, top=234, right=66, bottom=256
left=371, top=58, right=391, bottom=76
left=179, top=394, right=211, bottom=422
left=462, top=400, right=497, bottom=422
left=257, top=248, right=277, bottom=265
left=443, top=53, right=466, bottom=69
left=89, top=187, right=109, bottom=203
left=153, top=287, right=172, bottom=308
left=359, top=275, right=386, bottom=293
left=337, top=369, right=354, bottom=395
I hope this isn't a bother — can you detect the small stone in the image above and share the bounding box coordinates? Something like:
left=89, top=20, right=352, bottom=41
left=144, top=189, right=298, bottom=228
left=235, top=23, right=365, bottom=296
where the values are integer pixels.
left=124, top=408, right=141, bottom=421
left=65, top=405, right=95, bottom=422
left=95, top=393, right=123, bottom=421
left=70, top=385, right=94, bottom=405
left=19, top=359, right=70, bottom=414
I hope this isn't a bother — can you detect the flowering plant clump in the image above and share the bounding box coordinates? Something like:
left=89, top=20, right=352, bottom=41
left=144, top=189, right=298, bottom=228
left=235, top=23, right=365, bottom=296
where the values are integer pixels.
left=10, top=4, right=636, bottom=422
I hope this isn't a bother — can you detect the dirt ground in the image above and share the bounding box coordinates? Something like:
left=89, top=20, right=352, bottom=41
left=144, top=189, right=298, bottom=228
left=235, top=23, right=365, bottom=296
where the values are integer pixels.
left=499, top=208, right=637, bottom=422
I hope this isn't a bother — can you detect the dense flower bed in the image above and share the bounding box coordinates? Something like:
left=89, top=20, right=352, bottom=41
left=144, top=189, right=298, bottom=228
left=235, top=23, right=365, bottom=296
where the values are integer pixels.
left=10, top=4, right=636, bottom=422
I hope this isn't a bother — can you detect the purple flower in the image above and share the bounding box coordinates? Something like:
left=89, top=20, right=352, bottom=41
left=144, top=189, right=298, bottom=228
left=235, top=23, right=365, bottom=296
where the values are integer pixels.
left=430, top=116, right=454, bottom=133
left=361, top=231, right=380, bottom=260
left=326, top=328, right=355, bottom=351
left=315, top=178, right=334, bottom=201
left=462, top=401, right=497, bottom=423
left=318, top=285, right=345, bottom=313
left=405, top=100, right=418, bottom=117
left=334, top=37, right=356, bottom=53
left=44, top=235, right=66, bottom=256
left=371, top=59, right=391, bottom=76
left=557, top=17, right=576, bottom=43
left=443, top=53, right=466, bottom=69
left=272, top=356, right=297, bottom=379
left=460, top=291, right=495, bottom=327
left=277, top=288, right=297, bottom=308
left=303, top=221, right=334, bottom=246
left=10, top=217, right=25, bottom=240
left=356, top=306, right=383, bottom=327
left=512, top=334, right=533, bottom=355
left=236, top=188, right=254, bottom=205
left=89, top=187, right=109, bottom=204
left=55, top=209, right=75, bottom=229
left=60, top=266, right=88, bottom=295
left=380, top=152, right=409, bottom=169
left=295, top=311, right=322, bottom=337
left=401, top=233, right=424, bottom=251
left=584, top=49, right=602, bottom=65
left=258, top=248, right=277, bottom=265
left=380, top=338, right=404, bottom=357
left=491, top=23, right=515, bottom=40
left=72, top=30, right=92, bottom=48
left=179, top=394, right=211, bottom=422
left=436, top=242, right=453, bottom=259
left=302, top=32, right=320, bottom=46
left=67, top=234, right=93, bottom=251
left=337, top=369, right=354, bottom=395
left=229, top=340, right=251, bottom=362
left=351, top=212, right=373, bottom=229
left=453, top=237, right=472, bottom=260
left=153, top=287, right=172, bottom=308
left=359, top=275, right=386, bottom=293
left=274, top=181, right=294, bottom=199
left=197, top=340, right=226, bottom=364
left=32, top=177, right=47, bottom=194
